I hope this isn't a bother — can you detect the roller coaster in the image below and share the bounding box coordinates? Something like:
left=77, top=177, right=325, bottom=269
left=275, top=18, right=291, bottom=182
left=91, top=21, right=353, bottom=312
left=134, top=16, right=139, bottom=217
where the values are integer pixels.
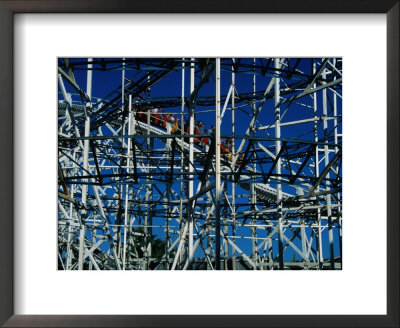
left=58, top=57, right=342, bottom=270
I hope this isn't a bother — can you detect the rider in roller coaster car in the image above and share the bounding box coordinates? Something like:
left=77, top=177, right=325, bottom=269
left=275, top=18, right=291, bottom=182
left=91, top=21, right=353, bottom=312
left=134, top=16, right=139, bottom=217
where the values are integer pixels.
left=171, top=117, right=180, bottom=134
left=134, top=96, right=147, bottom=122
left=152, top=107, right=162, bottom=126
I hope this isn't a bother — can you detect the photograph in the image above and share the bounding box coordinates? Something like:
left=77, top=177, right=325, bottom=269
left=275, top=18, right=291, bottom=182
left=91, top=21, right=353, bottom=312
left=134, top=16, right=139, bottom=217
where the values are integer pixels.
left=57, top=57, right=342, bottom=270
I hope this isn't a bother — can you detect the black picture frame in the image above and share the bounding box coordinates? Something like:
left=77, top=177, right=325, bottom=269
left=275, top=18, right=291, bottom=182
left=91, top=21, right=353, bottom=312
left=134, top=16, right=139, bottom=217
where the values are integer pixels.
left=0, top=1, right=398, bottom=327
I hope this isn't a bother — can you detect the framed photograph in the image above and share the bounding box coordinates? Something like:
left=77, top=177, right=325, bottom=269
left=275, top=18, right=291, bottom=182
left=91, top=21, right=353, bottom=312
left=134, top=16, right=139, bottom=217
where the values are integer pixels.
left=1, top=1, right=398, bottom=327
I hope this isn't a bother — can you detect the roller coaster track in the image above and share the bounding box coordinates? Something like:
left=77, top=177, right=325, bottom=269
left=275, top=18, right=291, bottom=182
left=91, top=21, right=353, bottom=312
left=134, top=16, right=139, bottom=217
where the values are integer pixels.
left=58, top=57, right=342, bottom=271
left=59, top=101, right=292, bottom=202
